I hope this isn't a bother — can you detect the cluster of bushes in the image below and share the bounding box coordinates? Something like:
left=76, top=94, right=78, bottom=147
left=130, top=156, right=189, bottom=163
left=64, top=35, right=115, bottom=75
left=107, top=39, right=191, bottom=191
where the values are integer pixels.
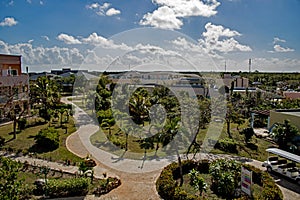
left=93, top=177, right=121, bottom=196
left=35, top=127, right=59, bottom=150
left=157, top=159, right=283, bottom=200
left=243, top=164, right=283, bottom=200
left=156, top=159, right=209, bottom=200
left=209, top=159, right=241, bottom=197
left=46, top=177, right=90, bottom=198
left=215, top=138, right=238, bottom=153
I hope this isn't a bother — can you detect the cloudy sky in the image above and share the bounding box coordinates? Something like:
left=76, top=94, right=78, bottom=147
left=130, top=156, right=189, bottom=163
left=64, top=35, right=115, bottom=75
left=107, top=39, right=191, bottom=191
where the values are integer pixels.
left=0, top=0, right=300, bottom=72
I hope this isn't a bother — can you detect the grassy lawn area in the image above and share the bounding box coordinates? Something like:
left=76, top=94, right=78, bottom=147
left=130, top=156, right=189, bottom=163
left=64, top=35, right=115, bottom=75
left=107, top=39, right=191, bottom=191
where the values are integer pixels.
left=90, top=119, right=274, bottom=161
left=0, top=117, right=82, bottom=164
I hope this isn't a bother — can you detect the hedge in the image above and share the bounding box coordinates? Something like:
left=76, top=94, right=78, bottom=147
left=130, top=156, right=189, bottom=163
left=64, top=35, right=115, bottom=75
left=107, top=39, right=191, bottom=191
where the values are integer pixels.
left=46, top=177, right=90, bottom=198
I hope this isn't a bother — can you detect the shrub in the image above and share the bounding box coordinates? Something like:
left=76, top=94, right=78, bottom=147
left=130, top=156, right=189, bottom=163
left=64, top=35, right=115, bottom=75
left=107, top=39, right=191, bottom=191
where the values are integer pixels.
left=215, top=138, right=238, bottom=153
left=0, top=136, right=5, bottom=147
left=35, top=127, right=59, bottom=150
left=241, top=127, right=255, bottom=143
left=156, top=160, right=201, bottom=200
left=47, top=177, right=90, bottom=198
left=243, top=164, right=283, bottom=200
left=209, top=159, right=241, bottom=198
left=17, top=118, right=27, bottom=130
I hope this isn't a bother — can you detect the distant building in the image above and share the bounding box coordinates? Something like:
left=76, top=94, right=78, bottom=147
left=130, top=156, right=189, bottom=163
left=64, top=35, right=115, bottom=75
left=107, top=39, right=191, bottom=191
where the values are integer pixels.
left=283, top=91, right=300, bottom=100
left=0, top=54, right=30, bottom=121
left=222, top=74, right=249, bottom=88
left=269, top=109, right=300, bottom=131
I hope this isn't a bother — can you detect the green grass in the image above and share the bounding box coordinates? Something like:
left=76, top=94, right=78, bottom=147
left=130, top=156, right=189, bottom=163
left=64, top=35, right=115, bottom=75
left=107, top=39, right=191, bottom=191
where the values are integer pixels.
left=0, top=117, right=82, bottom=164
left=90, top=118, right=274, bottom=162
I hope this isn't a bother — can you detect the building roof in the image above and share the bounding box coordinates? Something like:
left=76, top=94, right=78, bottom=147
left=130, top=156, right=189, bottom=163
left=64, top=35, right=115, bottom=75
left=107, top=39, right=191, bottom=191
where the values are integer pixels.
left=266, top=148, right=300, bottom=163
left=253, top=110, right=270, bottom=116
left=283, top=91, right=300, bottom=100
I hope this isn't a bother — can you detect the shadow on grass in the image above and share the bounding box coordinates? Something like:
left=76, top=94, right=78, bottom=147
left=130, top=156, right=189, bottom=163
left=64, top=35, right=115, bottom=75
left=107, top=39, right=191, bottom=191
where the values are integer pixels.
left=28, top=142, right=58, bottom=154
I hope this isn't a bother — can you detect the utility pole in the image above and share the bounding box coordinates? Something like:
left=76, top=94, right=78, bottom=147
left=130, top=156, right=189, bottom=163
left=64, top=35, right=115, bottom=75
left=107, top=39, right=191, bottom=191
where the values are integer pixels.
left=249, top=59, right=251, bottom=73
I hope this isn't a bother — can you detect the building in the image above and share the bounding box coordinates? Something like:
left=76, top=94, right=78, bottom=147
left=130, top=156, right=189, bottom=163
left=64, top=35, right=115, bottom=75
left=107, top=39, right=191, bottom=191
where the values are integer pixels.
left=222, top=74, right=249, bottom=88
left=269, top=109, right=300, bottom=131
left=283, top=91, right=300, bottom=100
left=0, top=54, right=30, bottom=121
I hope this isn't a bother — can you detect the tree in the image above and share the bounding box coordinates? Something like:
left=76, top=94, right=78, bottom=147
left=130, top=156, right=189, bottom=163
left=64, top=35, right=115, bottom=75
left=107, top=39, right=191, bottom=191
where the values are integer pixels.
left=241, top=127, right=255, bottom=143
left=129, top=88, right=150, bottom=125
left=31, top=76, right=60, bottom=122
left=271, top=120, right=299, bottom=150
left=35, top=127, right=60, bottom=151
left=2, top=87, right=28, bottom=139
left=189, top=169, right=207, bottom=196
left=0, top=157, right=24, bottom=200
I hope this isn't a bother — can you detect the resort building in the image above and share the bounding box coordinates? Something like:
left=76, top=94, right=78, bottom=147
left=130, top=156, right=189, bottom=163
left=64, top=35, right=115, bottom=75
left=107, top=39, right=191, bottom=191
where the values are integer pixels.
left=0, top=54, right=30, bottom=121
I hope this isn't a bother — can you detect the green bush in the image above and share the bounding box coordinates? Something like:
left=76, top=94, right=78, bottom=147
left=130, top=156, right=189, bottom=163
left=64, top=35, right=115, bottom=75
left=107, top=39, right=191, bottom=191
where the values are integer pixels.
left=156, top=160, right=201, bottom=200
left=209, top=159, right=241, bottom=198
left=243, top=164, right=283, bottom=200
left=17, top=118, right=27, bottom=130
left=0, top=136, right=5, bottom=147
left=35, top=127, right=59, bottom=150
left=47, top=177, right=90, bottom=198
left=215, top=138, right=238, bottom=153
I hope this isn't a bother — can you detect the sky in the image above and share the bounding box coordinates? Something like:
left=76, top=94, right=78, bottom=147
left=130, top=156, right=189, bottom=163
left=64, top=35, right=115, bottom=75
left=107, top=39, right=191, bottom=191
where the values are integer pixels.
left=0, top=0, right=300, bottom=72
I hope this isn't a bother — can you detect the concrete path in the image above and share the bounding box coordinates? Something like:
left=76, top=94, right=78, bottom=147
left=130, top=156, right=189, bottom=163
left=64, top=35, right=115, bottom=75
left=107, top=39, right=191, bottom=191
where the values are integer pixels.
left=62, top=97, right=300, bottom=200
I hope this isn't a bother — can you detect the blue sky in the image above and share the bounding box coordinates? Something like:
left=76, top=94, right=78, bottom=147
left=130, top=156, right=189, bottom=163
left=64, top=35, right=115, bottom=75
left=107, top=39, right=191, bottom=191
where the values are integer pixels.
left=0, top=0, right=300, bottom=72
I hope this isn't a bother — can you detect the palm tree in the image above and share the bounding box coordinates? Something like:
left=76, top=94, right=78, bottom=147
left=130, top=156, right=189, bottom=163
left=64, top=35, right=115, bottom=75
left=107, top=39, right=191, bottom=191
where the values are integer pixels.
left=129, top=88, right=150, bottom=125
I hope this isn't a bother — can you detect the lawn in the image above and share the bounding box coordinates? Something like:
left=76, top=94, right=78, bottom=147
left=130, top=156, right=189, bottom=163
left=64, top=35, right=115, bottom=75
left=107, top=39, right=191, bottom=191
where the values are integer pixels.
left=0, top=116, right=82, bottom=164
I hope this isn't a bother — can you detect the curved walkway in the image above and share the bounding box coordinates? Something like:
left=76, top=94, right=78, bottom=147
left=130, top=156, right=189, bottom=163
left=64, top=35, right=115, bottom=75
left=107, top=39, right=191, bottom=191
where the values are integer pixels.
left=63, top=97, right=300, bottom=200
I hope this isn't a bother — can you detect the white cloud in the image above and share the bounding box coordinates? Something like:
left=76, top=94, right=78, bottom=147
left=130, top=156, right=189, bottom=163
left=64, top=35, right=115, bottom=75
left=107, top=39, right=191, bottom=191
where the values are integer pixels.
left=26, top=0, right=32, bottom=3
left=269, top=37, right=294, bottom=53
left=8, top=0, right=14, bottom=6
left=140, top=0, right=220, bottom=29
left=57, top=33, right=82, bottom=44
left=86, top=2, right=120, bottom=16
left=41, top=35, right=50, bottom=41
left=106, top=8, right=121, bottom=16
left=273, top=44, right=294, bottom=53
left=0, top=39, right=85, bottom=68
left=0, top=17, right=18, bottom=27
left=199, top=22, right=251, bottom=53
left=81, top=32, right=131, bottom=50
left=273, top=37, right=286, bottom=44
left=140, top=6, right=183, bottom=30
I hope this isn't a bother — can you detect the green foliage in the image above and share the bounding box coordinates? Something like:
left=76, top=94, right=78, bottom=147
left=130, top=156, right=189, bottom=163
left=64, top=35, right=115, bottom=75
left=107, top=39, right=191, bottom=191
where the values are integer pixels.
left=17, top=118, right=27, bottom=130
left=243, top=164, right=283, bottom=199
left=209, top=159, right=241, bottom=198
left=215, top=138, right=238, bottom=153
left=47, top=177, right=90, bottom=198
left=241, top=127, right=255, bottom=143
left=0, top=157, right=24, bottom=200
left=0, top=136, right=5, bottom=147
left=156, top=160, right=199, bottom=200
left=188, top=169, right=207, bottom=196
left=271, top=119, right=299, bottom=149
left=35, top=127, right=59, bottom=150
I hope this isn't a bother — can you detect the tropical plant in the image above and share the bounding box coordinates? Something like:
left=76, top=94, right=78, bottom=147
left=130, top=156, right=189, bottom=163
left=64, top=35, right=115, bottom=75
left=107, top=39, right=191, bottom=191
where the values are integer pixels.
left=0, top=157, right=24, bottom=200
left=271, top=119, right=299, bottom=150
left=209, top=159, right=241, bottom=198
left=188, top=169, right=207, bottom=196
